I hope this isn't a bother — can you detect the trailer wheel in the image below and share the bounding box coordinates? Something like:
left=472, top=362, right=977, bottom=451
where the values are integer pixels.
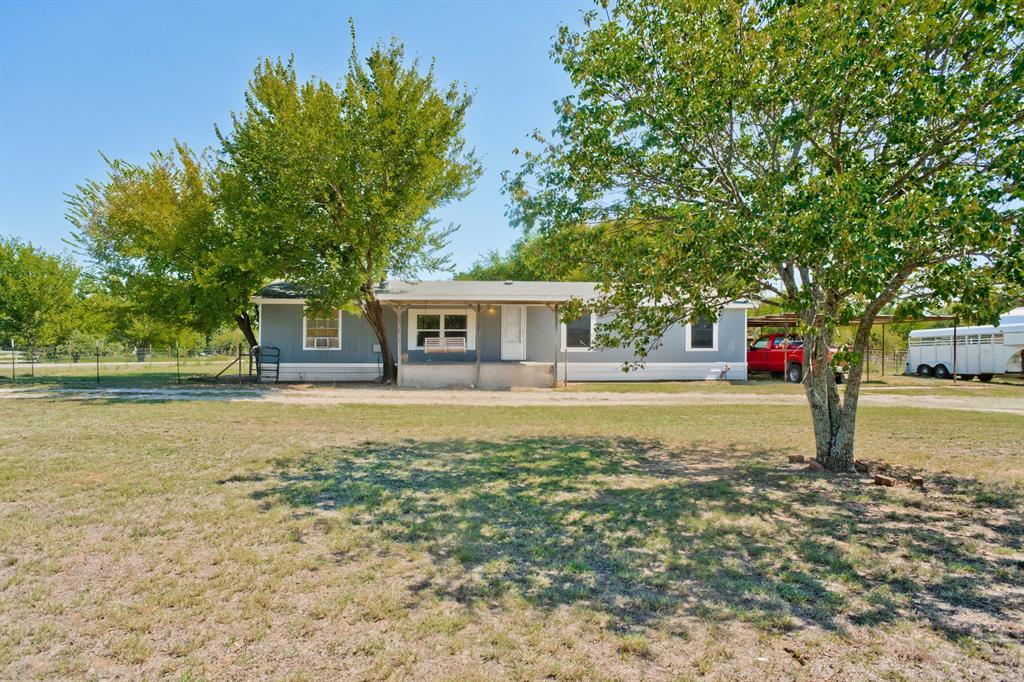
left=786, top=363, right=803, bottom=383
left=933, top=364, right=952, bottom=379
left=916, top=364, right=933, bottom=377
left=978, top=373, right=994, bottom=382
left=958, top=374, right=975, bottom=381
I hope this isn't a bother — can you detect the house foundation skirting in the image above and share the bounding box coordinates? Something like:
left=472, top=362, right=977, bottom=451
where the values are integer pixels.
left=559, top=361, right=747, bottom=382
left=273, top=361, right=746, bottom=384
left=276, top=363, right=382, bottom=382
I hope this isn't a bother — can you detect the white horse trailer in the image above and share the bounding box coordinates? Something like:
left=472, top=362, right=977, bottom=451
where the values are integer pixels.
left=907, top=308, right=1024, bottom=381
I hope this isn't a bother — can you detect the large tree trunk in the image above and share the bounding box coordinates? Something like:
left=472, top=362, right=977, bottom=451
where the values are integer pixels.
left=235, top=311, right=258, bottom=349
left=803, top=324, right=868, bottom=472
left=362, top=295, right=397, bottom=383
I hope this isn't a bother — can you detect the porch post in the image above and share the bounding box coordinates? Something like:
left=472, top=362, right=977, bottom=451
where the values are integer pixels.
left=881, top=323, right=886, bottom=377
left=552, top=304, right=559, bottom=388
left=474, top=304, right=481, bottom=388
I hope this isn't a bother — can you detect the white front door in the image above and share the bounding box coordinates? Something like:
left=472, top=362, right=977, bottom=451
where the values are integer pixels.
left=500, top=305, right=526, bottom=360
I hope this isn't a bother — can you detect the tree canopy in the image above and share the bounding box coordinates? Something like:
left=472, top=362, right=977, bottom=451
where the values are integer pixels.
left=456, top=232, right=599, bottom=281
left=67, top=26, right=479, bottom=370
left=0, top=237, right=81, bottom=348
left=507, top=0, right=1023, bottom=470
left=67, top=144, right=265, bottom=347
left=218, top=27, right=480, bottom=378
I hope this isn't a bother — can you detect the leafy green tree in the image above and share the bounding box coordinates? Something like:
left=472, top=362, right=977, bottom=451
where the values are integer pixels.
left=508, top=0, right=1023, bottom=471
left=218, top=27, right=480, bottom=380
left=67, top=144, right=265, bottom=347
left=0, top=237, right=81, bottom=350
left=457, top=232, right=598, bottom=281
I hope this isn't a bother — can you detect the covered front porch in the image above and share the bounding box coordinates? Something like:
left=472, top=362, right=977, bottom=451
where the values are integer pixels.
left=374, top=280, right=597, bottom=389
left=384, top=298, right=565, bottom=389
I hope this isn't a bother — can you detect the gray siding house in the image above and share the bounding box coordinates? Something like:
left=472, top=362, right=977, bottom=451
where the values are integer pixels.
left=253, top=280, right=752, bottom=387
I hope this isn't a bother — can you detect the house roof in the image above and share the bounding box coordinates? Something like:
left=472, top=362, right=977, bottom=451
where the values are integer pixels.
left=255, top=280, right=310, bottom=299
left=253, top=279, right=754, bottom=308
left=377, top=280, right=601, bottom=303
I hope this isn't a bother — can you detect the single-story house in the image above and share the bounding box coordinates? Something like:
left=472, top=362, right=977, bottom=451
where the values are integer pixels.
left=252, top=280, right=753, bottom=387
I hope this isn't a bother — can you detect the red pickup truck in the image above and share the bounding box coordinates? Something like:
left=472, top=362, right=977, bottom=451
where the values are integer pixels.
left=747, top=333, right=845, bottom=383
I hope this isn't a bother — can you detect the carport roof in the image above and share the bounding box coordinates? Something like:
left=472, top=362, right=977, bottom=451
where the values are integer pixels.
left=747, top=313, right=958, bottom=327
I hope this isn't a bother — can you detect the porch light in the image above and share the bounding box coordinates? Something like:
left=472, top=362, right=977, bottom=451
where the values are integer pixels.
left=487, top=305, right=496, bottom=315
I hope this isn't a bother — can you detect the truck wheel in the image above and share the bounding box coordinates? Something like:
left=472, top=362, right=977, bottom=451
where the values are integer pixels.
left=786, top=363, right=803, bottom=383
left=978, top=373, right=994, bottom=382
left=916, top=364, right=933, bottom=377
left=932, top=364, right=952, bottom=379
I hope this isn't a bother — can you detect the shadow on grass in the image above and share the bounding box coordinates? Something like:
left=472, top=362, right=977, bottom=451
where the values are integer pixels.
left=251, top=437, right=1023, bottom=640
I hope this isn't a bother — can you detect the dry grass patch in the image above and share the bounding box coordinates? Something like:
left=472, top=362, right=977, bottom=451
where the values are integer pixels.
left=0, top=397, right=1021, bottom=680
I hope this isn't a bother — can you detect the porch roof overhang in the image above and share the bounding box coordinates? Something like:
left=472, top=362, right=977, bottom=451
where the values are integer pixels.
left=377, top=280, right=598, bottom=304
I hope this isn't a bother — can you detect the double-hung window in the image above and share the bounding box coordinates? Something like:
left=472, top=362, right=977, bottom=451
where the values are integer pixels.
left=303, top=309, right=341, bottom=350
left=408, top=309, right=475, bottom=350
left=563, top=314, right=594, bottom=350
left=685, top=316, right=717, bottom=351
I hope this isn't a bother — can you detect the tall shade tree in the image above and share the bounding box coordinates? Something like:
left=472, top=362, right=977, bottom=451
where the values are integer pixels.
left=456, top=232, right=599, bottom=281
left=218, top=28, right=480, bottom=381
left=0, top=237, right=81, bottom=349
left=67, top=145, right=266, bottom=347
left=507, top=0, right=1023, bottom=471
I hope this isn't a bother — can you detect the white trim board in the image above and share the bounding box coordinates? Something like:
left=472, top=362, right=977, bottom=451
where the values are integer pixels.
left=558, top=361, right=746, bottom=382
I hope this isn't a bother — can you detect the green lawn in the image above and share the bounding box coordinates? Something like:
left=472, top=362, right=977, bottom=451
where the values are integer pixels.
left=562, top=372, right=1024, bottom=398
left=1, top=397, right=1021, bottom=680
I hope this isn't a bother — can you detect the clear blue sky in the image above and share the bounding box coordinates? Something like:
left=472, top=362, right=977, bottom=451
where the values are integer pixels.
left=0, top=0, right=589, bottom=273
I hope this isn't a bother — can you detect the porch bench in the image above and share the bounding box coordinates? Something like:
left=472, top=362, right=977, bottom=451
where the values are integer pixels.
left=423, top=336, right=468, bottom=354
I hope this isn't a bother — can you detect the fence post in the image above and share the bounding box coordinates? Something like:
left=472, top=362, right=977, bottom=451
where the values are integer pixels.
left=95, top=340, right=100, bottom=384
left=176, top=341, right=181, bottom=384
left=30, top=345, right=34, bottom=377
left=10, top=339, right=14, bottom=382
left=237, top=343, right=242, bottom=383
left=881, top=324, right=886, bottom=377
